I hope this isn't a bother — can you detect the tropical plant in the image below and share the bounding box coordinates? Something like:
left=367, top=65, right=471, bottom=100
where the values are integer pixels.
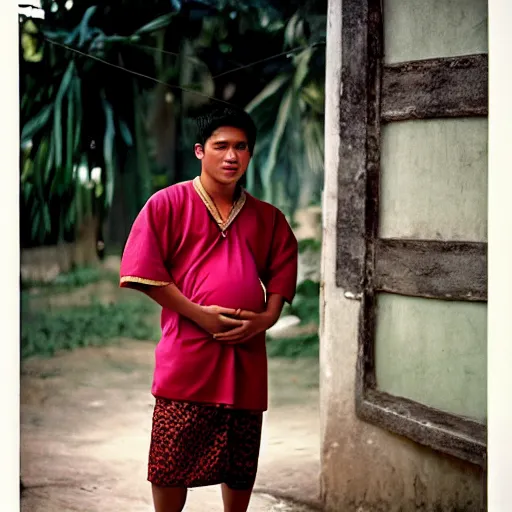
left=246, top=7, right=326, bottom=214
left=20, top=0, right=326, bottom=249
left=20, top=3, right=182, bottom=248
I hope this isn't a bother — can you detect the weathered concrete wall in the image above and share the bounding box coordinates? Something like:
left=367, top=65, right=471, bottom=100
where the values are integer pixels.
left=375, top=294, right=487, bottom=422
left=380, top=118, right=488, bottom=242
left=383, top=0, right=488, bottom=63
left=21, top=217, right=100, bottom=282
left=319, top=1, right=485, bottom=510
left=21, top=244, right=75, bottom=283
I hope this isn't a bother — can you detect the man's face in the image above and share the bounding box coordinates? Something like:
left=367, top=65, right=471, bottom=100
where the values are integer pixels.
left=194, top=126, right=252, bottom=186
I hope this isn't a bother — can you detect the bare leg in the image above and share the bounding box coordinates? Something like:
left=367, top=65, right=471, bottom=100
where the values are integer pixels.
left=151, top=485, right=187, bottom=512
left=221, top=483, right=253, bottom=512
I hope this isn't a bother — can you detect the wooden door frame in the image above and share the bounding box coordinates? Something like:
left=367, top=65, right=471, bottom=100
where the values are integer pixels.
left=335, top=0, right=487, bottom=467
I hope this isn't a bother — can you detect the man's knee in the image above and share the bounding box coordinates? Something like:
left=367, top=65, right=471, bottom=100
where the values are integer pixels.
left=151, top=484, right=187, bottom=512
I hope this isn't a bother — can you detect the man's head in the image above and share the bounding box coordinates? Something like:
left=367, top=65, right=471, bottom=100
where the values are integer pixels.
left=194, top=105, right=257, bottom=186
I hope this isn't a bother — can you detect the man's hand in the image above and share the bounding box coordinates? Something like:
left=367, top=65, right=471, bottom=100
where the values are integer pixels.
left=212, top=310, right=276, bottom=344
left=193, top=305, right=244, bottom=335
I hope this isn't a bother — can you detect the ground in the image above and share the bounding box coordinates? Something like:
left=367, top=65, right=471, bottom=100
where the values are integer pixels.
left=20, top=339, right=321, bottom=512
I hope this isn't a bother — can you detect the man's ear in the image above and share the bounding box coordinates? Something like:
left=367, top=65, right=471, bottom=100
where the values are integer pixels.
left=194, top=143, right=204, bottom=160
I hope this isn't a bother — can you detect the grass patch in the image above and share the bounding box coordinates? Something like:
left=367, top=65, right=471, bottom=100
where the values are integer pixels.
left=21, top=266, right=119, bottom=292
left=21, top=265, right=322, bottom=360
left=21, top=299, right=160, bottom=360
left=297, top=237, right=322, bottom=254
left=267, top=332, right=319, bottom=358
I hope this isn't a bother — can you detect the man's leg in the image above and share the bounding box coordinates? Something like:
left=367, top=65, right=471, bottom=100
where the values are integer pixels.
left=221, top=483, right=253, bottom=512
left=152, top=484, right=187, bottom=512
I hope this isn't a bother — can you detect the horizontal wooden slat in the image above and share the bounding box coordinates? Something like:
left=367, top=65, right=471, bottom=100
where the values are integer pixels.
left=381, top=54, right=488, bottom=122
left=374, top=239, right=487, bottom=301
left=357, top=389, right=486, bottom=467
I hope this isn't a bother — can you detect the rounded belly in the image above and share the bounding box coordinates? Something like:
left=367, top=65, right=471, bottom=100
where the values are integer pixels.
left=185, top=254, right=265, bottom=313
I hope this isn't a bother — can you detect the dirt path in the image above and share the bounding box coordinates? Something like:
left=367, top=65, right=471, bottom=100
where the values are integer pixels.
left=20, top=340, right=321, bottom=512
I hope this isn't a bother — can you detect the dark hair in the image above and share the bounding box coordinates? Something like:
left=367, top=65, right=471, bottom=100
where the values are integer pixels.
left=195, top=104, right=257, bottom=154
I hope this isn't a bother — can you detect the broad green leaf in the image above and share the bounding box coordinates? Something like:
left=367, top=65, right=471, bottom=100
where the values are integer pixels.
left=42, top=205, right=52, bottom=234
left=133, top=84, right=152, bottom=206
left=303, top=119, right=324, bottom=176
left=95, top=182, right=104, bottom=199
left=246, top=159, right=256, bottom=193
left=118, top=120, right=134, bottom=147
left=21, top=104, right=53, bottom=145
left=101, top=34, right=133, bottom=44
left=246, top=74, right=289, bottom=113
left=23, top=182, right=34, bottom=203
left=219, top=43, right=232, bottom=53
left=170, top=0, right=182, bottom=11
left=42, top=29, right=71, bottom=41
left=135, top=13, right=176, bottom=35
left=284, top=13, right=299, bottom=49
left=292, top=48, right=313, bottom=90
left=65, top=81, right=74, bottom=187
left=261, top=87, right=292, bottom=200
left=301, top=82, right=324, bottom=114
left=64, top=26, right=80, bottom=46
left=44, top=134, right=55, bottom=184
left=73, top=76, right=82, bottom=152
left=23, top=20, right=38, bottom=35
left=21, top=157, right=33, bottom=183
left=31, top=210, right=41, bottom=241
left=101, top=96, right=116, bottom=208
left=21, top=32, right=43, bottom=63
left=78, top=6, right=98, bottom=47
left=33, top=140, right=52, bottom=234
left=54, top=61, right=75, bottom=171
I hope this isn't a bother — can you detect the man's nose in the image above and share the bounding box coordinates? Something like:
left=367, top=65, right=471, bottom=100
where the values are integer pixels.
left=225, top=147, right=237, bottom=161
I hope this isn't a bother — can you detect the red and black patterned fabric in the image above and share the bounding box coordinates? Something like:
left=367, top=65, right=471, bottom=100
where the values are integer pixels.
left=148, top=398, right=263, bottom=491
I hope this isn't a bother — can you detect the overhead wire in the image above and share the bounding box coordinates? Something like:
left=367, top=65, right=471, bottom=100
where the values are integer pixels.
left=44, top=36, right=325, bottom=106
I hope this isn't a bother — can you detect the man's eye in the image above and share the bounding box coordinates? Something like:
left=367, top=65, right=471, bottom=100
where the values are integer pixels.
left=237, top=144, right=248, bottom=150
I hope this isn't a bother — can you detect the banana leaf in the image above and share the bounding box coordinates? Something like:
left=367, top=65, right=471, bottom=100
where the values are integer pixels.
left=246, top=74, right=289, bottom=113
left=101, top=96, right=116, bottom=208
left=78, top=6, right=98, bottom=47
left=53, top=61, right=75, bottom=172
left=135, top=13, right=176, bottom=35
left=260, top=87, right=292, bottom=201
left=21, top=104, right=53, bottom=145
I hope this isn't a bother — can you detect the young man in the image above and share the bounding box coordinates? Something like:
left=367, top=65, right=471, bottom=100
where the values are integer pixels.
left=119, top=105, right=298, bottom=512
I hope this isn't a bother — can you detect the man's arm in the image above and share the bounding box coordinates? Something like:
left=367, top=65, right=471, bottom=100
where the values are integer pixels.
left=213, top=293, right=286, bottom=344
left=135, top=283, right=243, bottom=335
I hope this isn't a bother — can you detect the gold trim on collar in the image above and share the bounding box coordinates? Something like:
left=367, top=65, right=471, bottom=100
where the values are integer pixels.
left=193, top=176, right=246, bottom=233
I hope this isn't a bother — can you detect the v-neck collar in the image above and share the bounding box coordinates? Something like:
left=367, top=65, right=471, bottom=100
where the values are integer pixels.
left=192, top=176, right=246, bottom=234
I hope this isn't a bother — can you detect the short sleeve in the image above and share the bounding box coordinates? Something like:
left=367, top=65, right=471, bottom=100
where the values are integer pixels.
left=119, top=192, right=173, bottom=289
left=263, top=210, right=298, bottom=304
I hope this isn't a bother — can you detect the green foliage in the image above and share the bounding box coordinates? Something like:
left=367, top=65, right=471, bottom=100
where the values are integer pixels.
left=21, top=266, right=113, bottom=290
left=297, top=237, right=321, bottom=254
left=21, top=299, right=160, bottom=360
left=290, top=279, right=320, bottom=325
left=19, top=7, right=154, bottom=247
left=267, top=332, right=318, bottom=358
left=268, top=278, right=320, bottom=358
left=245, top=7, right=326, bottom=213
left=20, top=0, right=326, bottom=248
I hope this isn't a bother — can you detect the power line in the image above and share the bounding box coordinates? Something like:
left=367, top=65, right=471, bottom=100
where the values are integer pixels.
left=212, top=41, right=324, bottom=79
left=44, top=38, right=234, bottom=106
left=44, top=36, right=325, bottom=106
left=126, top=39, right=325, bottom=80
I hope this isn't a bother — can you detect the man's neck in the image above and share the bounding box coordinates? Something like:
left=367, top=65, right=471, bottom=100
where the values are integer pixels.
left=199, top=172, right=238, bottom=206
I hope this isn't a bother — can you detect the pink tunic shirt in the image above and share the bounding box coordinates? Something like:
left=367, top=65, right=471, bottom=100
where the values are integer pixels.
left=120, top=178, right=298, bottom=411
